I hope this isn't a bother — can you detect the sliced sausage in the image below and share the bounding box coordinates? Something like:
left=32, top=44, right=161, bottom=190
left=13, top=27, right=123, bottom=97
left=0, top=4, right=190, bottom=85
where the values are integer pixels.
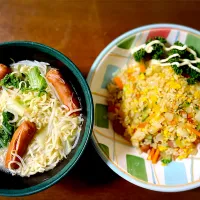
left=0, top=64, right=11, bottom=80
left=112, top=119, right=125, bottom=136
left=5, top=121, right=37, bottom=169
left=141, top=144, right=150, bottom=153
left=46, top=69, right=79, bottom=111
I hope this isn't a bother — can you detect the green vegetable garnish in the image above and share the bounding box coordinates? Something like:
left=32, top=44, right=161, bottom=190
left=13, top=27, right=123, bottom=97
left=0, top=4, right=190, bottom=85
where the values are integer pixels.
left=0, top=73, right=21, bottom=88
left=182, top=101, right=190, bottom=108
left=133, top=37, right=200, bottom=85
left=171, top=65, right=183, bottom=75
left=168, top=41, right=186, bottom=56
left=133, top=48, right=146, bottom=62
left=168, top=42, right=200, bottom=84
left=146, top=135, right=152, bottom=140
left=27, top=66, right=47, bottom=95
left=177, top=101, right=190, bottom=111
left=161, top=158, right=172, bottom=165
left=146, top=37, right=166, bottom=60
left=146, top=36, right=167, bottom=44
left=0, top=111, right=16, bottom=148
left=196, top=124, right=200, bottom=131
left=141, top=106, right=149, bottom=122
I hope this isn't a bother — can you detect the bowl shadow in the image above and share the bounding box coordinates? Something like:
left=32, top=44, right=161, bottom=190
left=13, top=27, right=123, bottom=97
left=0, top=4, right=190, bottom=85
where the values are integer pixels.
left=59, top=141, right=118, bottom=187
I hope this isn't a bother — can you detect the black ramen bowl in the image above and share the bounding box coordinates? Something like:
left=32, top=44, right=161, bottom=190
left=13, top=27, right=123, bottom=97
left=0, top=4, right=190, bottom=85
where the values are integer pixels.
left=0, top=41, right=93, bottom=196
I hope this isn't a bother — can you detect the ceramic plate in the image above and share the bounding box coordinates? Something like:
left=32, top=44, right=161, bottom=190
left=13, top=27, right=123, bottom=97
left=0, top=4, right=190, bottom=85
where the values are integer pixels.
left=87, top=24, right=200, bottom=192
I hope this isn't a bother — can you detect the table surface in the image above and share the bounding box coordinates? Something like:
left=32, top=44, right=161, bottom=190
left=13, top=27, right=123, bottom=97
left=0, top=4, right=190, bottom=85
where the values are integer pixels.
left=0, top=0, right=200, bottom=199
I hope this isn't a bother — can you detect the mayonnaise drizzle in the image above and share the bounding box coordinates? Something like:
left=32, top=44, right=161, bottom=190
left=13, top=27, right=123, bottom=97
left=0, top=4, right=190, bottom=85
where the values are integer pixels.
left=132, top=40, right=200, bottom=73
left=160, top=53, right=180, bottom=63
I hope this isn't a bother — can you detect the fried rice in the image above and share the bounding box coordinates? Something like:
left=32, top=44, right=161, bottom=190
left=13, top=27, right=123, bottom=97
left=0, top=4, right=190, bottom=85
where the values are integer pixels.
left=107, top=61, right=200, bottom=163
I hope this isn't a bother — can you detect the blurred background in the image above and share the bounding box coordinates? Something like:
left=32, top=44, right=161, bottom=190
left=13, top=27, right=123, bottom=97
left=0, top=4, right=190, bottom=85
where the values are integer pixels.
left=0, top=0, right=200, bottom=199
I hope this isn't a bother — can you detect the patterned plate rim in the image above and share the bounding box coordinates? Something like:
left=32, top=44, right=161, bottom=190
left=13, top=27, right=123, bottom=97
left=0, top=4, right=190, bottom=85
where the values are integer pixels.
left=87, top=24, right=200, bottom=192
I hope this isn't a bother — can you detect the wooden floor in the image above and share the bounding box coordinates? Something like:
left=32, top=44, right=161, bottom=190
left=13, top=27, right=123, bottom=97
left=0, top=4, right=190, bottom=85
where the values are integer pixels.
left=0, top=0, right=200, bottom=199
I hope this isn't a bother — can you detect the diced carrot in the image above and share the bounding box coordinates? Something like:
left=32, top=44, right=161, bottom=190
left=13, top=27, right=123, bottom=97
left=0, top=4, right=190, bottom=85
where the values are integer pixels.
left=113, top=76, right=123, bottom=89
left=128, top=74, right=136, bottom=82
left=188, top=118, right=194, bottom=124
left=180, top=110, right=186, bottom=115
left=187, top=113, right=194, bottom=124
left=185, top=125, right=200, bottom=137
left=130, top=76, right=136, bottom=82
left=169, top=119, right=177, bottom=125
left=152, top=149, right=160, bottom=164
left=147, top=148, right=155, bottom=160
left=138, top=122, right=148, bottom=128
left=136, top=93, right=141, bottom=98
left=139, top=62, right=146, bottom=73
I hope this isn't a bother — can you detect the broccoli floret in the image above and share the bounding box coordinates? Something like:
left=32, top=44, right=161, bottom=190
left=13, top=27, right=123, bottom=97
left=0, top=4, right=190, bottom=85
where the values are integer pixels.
left=169, top=41, right=195, bottom=60
left=168, top=41, right=200, bottom=81
left=133, top=38, right=200, bottom=85
left=185, top=46, right=195, bottom=60
left=189, top=46, right=200, bottom=57
left=187, top=53, right=195, bottom=60
left=187, top=77, right=197, bottom=85
left=146, top=36, right=167, bottom=44
left=133, top=48, right=146, bottom=62
left=156, top=36, right=167, bottom=44
left=171, top=65, right=183, bottom=75
left=174, top=41, right=184, bottom=46
left=184, top=67, right=200, bottom=85
left=145, top=42, right=165, bottom=60
left=168, top=56, right=182, bottom=75
left=0, top=73, right=21, bottom=88
left=146, top=37, right=166, bottom=60
left=197, top=63, right=200, bottom=68
left=168, top=56, right=180, bottom=63
left=186, top=67, right=199, bottom=78
left=151, top=45, right=165, bottom=60
left=168, top=41, right=186, bottom=56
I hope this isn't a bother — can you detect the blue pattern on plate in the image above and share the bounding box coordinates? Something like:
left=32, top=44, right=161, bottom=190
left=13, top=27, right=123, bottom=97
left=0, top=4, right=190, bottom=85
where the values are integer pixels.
left=101, top=65, right=119, bottom=88
left=164, top=162, right=188, bottom=185
left=175, top=31, right=180, bottom=42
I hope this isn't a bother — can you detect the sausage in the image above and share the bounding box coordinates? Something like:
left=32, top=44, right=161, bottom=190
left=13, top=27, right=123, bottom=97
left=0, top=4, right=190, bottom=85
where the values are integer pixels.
left=112, top=119, right=131, bottom=141
left=0, top=64, right=11, bottom=80
left=5, top=121, right=37, bottom=169
left=46, top=69, right=79, bottom=111
left=140, top=144, right=150, bottom=153
left=112, top=119, right=125, bottom=136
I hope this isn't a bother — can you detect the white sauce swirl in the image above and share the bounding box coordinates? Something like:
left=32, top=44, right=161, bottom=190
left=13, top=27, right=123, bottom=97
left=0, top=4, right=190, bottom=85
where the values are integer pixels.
left=132, top=40, right=200, bottom=73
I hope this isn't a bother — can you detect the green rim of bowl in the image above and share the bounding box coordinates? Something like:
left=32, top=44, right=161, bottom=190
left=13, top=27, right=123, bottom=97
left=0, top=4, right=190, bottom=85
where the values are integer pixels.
left=0, top=41, right=94, bottom=197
